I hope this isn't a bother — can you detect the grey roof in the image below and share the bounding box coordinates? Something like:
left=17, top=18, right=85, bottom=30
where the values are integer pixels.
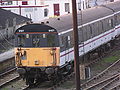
left=42, top=1, right=120, bottom=33
left=0, top=49, right=14, bottom=63
left=0, top=8, right=31, bottom=29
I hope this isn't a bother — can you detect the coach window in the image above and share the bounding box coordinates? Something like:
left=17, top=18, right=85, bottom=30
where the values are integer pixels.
left=94, top=23, right=99, bottom=36
left=115, top=15, right=118, bottom=26
left=8, top=1, right=12, bottom=5
left=68, top=36, right=71, bottom=47
left=96, top=22, right=99, bottom=35
left=84, top=27, right=88, bottom=41
left=65, top=36, right=71, bottom=48
left=89, top=25, right=93, bottom=38
left=78, top=28, right=83, bottom=42
left=103, top=19, right=107, bottom=32
left=108, top=19, right=114, bottom=28
left=94, top=23, right=98, bottom=36
left=91, top=24, right=95, bottom=37
left=82, top=26, right=87, bottom=41
left=98, top=21, right=103, bottom=34
left=116, top=14, right=120, bottom=25
left=118, top=14, right=120, bottom=24
left=60, top=36, right=64, bottom=47
left=117, top=14, right=120, bottom=25
left=100, top=21, right=104, bottom=33
left=86, top=25, right=91, bottom=39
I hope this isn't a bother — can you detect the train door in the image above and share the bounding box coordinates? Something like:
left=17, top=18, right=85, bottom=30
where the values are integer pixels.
left=53, top=4, right=60, bottom=16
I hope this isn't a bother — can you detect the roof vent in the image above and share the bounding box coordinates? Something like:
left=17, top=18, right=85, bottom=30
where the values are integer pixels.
left=57, top=18, right=60, bottom=20
left=41, top=22, right=44, bottom=24
left=46, top=21, right=49, bottom=23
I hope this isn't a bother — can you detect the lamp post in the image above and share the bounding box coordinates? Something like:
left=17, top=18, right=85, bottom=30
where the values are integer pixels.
left=71, top=0, right=81, bottom=90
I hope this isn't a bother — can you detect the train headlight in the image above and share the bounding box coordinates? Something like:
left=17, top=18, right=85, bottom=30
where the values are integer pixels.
left=34, top=60, right=39, bottom=65
left=50, top=50, right=54, bottom=55
left=50, top=48, right=56, bottom=55
left=45, top=68, right=54, bottom=74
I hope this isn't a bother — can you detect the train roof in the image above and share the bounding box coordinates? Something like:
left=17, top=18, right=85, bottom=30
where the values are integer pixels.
left=0, top=49, right=14, bottom=63
left=41, top=1, right=120, bottom=33
left=15, top=24, right=57, bottom=33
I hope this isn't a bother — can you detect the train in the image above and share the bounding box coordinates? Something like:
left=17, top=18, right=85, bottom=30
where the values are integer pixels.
left=15, top=1, right=120, bottom=85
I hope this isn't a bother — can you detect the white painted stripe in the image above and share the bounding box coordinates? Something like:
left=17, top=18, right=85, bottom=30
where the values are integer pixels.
left=58, top=10, right=120, bottom=35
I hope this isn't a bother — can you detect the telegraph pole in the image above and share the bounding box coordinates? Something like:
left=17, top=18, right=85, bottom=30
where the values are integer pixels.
left=71, top=0, right=81, bottom=90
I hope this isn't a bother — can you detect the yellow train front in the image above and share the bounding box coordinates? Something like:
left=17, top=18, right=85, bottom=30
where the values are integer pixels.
left=14, top=24, right=60, bottom=85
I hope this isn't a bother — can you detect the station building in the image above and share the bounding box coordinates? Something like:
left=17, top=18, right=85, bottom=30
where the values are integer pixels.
left=0, top=0, right=90, bottom=22
left=0, top=8, right=31, bottom=41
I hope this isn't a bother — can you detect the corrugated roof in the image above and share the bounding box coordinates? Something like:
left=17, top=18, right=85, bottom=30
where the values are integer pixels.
left=0, top=8, right=31, bottom=29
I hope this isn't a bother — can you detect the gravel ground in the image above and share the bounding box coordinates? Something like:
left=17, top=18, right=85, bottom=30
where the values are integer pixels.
left=1, top=79, right=26, bottom=90
left=54, top=48, right=120, bottom=90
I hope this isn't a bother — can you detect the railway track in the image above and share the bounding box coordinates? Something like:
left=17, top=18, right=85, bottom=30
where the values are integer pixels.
left=0, top=67, right=16, bottom=77
left=24, top=72, right=75, bottom=90
left=82, top=58, right=120, bottom=90
left=0, top=75, right=28, bottom=90
left=21, top=39, right=120, bottom=90
left=98, top=75, right=120, bottom=90
left=1, top=38, right=120, bottom=90
left=0, top=68, right=20, bottom=88
left=110, top=83, right=120, bottom=90
left=0, top=67, right=29, bottom=90
left=85, top=73, right=120, bottom=90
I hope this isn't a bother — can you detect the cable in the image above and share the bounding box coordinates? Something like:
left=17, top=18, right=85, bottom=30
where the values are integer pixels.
left=0, top=31, right=14, bottom=46
left=101, top=5, right=115, bottom=12
left=0, top=43, right=7, bottom=50
left=78, top=0, right=85, bottom=64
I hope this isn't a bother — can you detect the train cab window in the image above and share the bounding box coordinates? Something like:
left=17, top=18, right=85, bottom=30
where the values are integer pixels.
left=18, top=35, right=25, bottom=47
left=32, top=33, right=59, bottom=47
left=32, top=35, right=40, bottom=47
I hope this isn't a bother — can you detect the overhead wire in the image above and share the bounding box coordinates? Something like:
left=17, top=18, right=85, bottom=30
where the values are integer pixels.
left=0, top=29, right=14, bottom=46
